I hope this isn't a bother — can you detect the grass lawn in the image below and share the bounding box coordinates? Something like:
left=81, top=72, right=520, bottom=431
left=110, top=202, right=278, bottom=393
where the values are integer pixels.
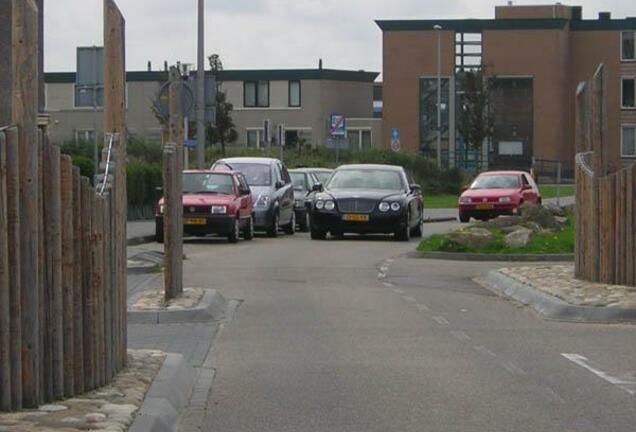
left=423, top=185, right=575, bottom=209
left=417, top=216, right=575, bottom=254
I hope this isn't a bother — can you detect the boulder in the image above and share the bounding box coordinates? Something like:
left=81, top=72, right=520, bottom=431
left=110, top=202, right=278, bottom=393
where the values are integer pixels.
left=555, top=216, right=569, bottom=226
left=545, top=203, right=567, bottom=217
left=521, top=221, right=542, bottom=233
left=501, top=225, right=526, bottom=234
left=491, top=215, right=522, bottom=229
left=519, top=204, right=560, bottom=230
left=448, top=227, right=494, bottom=249
left=505, top=227, right=534, bottom=248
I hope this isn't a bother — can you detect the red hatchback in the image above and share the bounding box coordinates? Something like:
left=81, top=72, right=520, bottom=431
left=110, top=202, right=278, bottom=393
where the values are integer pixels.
left=458, top=171, right=541, bottom=223
left=155, top=170, right=254, bottom=243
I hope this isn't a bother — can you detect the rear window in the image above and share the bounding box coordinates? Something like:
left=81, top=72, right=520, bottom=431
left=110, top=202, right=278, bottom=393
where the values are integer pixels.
left=470, top=175, right=521, bottom=190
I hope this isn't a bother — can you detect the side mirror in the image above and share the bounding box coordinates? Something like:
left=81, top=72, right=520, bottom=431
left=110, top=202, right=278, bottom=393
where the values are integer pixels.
left=275, top=180, right=285, bottom=189
left=522, top=184, right=533, bottom=191
left=240, top=188, right=251, bottom=196
left=410, top=183, right=421, bottom=193
left=312, top=183, right=323, bottom=192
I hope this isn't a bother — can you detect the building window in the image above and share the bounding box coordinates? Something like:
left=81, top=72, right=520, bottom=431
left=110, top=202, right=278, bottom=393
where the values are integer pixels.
left=247, top=129, right=264, bottom=148
left=622, top=32, right=635, bottom=61
left=361, top=130, right=372, bottom=148
left=244, top=81, right=270, bottom=108
left=346, top=129, right=372, bottom=149
left=74, top=85, right=104, bottom=108
left=289, top=81, right=301, bottom=107
left=622, top=78, right=635, bottom=109
left=622, top=126, right=636, bottom=158
left=75, top=129, right=96, bottom=143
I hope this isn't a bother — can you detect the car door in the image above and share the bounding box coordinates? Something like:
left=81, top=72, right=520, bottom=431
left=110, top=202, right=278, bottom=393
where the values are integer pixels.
left=278, top=162, right=294, bottom=224
left=236, top=174, right=252, bottom=220
left=405, top=171, right=422, bottom=226
left=521, top=173, right=539, bottom=204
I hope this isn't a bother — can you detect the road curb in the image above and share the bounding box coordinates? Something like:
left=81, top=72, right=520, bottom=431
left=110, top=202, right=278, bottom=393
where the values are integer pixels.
left=127, top=235, right=156, bottom=246
left=129, top=353, right=197, bottom=432
left=423, top=217, right=458, bottom=223
left=476, top=270, right=636, bottom=323
left=128, top=289, right=228, bottom=325
left=411, top=251, right=574, bottom=262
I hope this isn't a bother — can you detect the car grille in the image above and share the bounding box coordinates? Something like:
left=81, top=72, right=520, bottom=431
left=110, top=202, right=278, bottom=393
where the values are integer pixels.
left=336, top=199, right=376, bottom=213
left=184, top=205, right=211, bottom=215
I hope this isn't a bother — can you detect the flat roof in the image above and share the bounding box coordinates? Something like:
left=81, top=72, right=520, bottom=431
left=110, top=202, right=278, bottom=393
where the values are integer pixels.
left=376, top=17, right=636, bottom=32
left=45, top=68, right=379, bottom=84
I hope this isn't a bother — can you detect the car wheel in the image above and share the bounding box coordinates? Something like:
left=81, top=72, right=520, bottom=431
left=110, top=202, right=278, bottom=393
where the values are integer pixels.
left=243, top=215, right=254, bottom=241
left=284, top=211, right=296, bottom=235
left=310, top=228, right=327, bottom=240
left=299, top=212, right=311, bottom=232
left=411, top=218, right=423, bottom=238
left=228, top=217, right=240, bottom=243
left=155, top=222, right=164, bottom=243
left=267, top=212, right=279, bottom=238
left=395, top=214, right=411, bottom=242
left=459, top=214, right=470, bottom=223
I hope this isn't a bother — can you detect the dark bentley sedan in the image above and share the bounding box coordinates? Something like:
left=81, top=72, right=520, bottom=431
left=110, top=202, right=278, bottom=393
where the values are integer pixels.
left=309, top=164, right=424, bottom=241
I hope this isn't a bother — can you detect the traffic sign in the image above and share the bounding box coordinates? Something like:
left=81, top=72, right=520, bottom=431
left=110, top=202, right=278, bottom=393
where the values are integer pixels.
left=153, top=80, right=195, bottom=123
left=390, top=128, right=401, bottom=152
left=184, top=139, right=197, bottom=148
left=329, top=113, right=346, bottom=138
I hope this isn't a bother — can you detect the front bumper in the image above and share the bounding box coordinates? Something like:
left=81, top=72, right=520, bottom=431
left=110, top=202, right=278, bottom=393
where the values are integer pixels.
left=311, top=211, right=406, bottom=234
left=459, top=203, right=518, bottom=219
left=253, top=207, right=275, bottom=229
left=155, top=214, right=235, bottom=236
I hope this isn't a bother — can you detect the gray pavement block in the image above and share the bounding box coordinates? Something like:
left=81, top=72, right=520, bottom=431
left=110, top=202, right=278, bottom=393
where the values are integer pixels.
left=412, top=251, right=574, bottom=262
left=128, top=289, right=228, bottom=325
left=477, top=270, right=636, bottom=323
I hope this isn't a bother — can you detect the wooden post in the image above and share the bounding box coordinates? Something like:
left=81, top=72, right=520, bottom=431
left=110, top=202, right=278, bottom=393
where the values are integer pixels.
left=72, top=167, right=84, bottom=394
left=0, top=0, right=13, bottom=126
left=60, top=155, right=75, bottom=397
left=91, top=195, right=105, bottom=387
left=80, top=178, right=94, bottom=391
left=0, top=131, right=11, bottom=411
left=104, top=0, right=128, bottom=370
left=5, top=127, right=21, bottom=409
left=103, top=194, right=113, bottom=382
left=13, top=0, right=40, bottom=408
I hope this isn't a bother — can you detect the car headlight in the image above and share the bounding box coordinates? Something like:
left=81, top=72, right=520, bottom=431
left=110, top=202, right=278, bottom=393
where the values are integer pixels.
left=315, top=200, right=325, bottom=210
left=324, top=201, right=335, bottom=211
left=379, top=202, right=390, bottom=212
left=390, top=202, right=401, bottom=212
left=211, top=205, right=227, bottom=214
left=498, top=196, right=512, bottom=204
left=255, top=194, right=271, bottom=208
left=459, top=197, right=472, bottom=205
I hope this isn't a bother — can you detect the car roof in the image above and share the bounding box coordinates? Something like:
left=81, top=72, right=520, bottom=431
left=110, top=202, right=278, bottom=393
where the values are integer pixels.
left=478, top=170, right=529, bottom=176
left=335, top=164, right=404, bottom=172
left=217, top=157, right=278, bottom=165
left=184, top=169, right=231, bottom=175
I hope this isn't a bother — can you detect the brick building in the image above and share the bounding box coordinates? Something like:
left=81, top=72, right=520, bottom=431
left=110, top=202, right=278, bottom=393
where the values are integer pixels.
left=377, top=4, right=636, bottom=172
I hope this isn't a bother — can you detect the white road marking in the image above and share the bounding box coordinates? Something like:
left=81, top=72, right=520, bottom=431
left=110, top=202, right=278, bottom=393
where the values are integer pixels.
left=402, top=296, right=417, bottom=303
left=416, top=304, right=430, bottom=312
left=432, top=316, right=450, bottom=325
left=450, top=330, right=471, bottom=341
left=392, top=288, right=405, bottom=295
left=562, top=353, right=636, bottom=395
left=382, top=282, right=394, bottom=288
left=474, top=346, right=497, bottom=357
left=501, top=361, right=528, bottom=376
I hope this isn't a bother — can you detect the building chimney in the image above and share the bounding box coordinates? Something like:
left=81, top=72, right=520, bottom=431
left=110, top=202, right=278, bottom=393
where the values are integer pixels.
left=571, top=6, right=582, bottom=20
left=319, top=58, right=323, bottom=70
left=164, top=61, right=168, bottom=71
left=147, top=61, right=152, bottom=71
left=599, top=12, right=611, bottom=20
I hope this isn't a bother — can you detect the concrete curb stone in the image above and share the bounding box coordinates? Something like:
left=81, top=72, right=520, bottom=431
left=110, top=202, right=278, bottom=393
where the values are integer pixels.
left=128, top=289, right=228, bottom=325
left=411, top=250, right=574, bottom=262
left=129, top=353, right=197, bottom=432
left=424, top=217, right=458, bottom=223
left=127, top=235, right=156, bottom=246
left=477, top=270, right=636, bottom=323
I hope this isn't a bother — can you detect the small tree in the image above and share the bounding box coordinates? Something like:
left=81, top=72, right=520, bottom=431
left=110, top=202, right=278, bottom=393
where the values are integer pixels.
left=206, top=54, right=238, bottom=156
left=457, top=67, right=495, bottom=170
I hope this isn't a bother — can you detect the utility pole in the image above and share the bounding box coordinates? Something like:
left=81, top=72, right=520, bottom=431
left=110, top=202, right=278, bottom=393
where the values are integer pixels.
left=196, top=0, right=206, bottom=169
left=434, top=25, right=443, bottom=169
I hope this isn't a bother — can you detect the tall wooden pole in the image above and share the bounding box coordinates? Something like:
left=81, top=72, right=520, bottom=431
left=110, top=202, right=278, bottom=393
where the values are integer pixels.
left=0, top=132, right=11, bottom=411
left=196, top=0, right=206, bottom=169
left=0, top=0, right=13, bottom=126
left=13, top=0, right=41, bottom=408
left=60, top=155, right=75, bottom=397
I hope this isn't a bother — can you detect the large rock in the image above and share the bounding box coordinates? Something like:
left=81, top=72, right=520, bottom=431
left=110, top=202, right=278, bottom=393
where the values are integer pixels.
left=505, top=227, right=534, bottom=248
left=491, top=215, right=522, bottom=229
left=519, top=204, right=560, bottom=230
left=545, top=203, right=567, bottom=217
left=448, top=227, right=494, bottom=249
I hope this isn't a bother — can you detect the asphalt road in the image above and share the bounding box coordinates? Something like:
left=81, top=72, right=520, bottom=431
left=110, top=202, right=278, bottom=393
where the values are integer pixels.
left=172, top=223, right=636, bottom=432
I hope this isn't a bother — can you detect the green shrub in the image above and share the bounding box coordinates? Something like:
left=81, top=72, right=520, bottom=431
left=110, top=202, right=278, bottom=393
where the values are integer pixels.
left=128, top=135, right=163, bottom=164
left=126, top=162, right=162, bottom=220
left=71, top=156, right=95, bottom=181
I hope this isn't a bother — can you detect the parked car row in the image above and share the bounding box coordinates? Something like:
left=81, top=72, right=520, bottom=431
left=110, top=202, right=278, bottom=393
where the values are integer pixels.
left=154, top=157, right=425, bottom=243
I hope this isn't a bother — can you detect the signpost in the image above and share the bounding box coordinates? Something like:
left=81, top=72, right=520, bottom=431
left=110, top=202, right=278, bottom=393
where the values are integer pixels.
left=277, top=124, right=285, bottom=162
left=263, top=119, right=272, bottom=148
left=390, top=128, right=401, bottom=152
left=328, top=114, right=348, bottom=164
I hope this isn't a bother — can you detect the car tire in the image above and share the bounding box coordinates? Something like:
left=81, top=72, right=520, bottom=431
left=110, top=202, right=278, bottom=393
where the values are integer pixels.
left=155, top=222, right=164, bottom=243
left=411, top=218, right=423, bottom=237
left=395, top=215, right=411, bottom=242
left=459, top=214, right=470, bottom=223
left=228, top=217, right=240, bottom=244
left=267, top=212, right=279, bottom=238
left=299, top=212, right=311, bottom=232
left=283, top=211, right=296, bottom=235
left=243, top=216, right=254, bottom=241
left=310, top=228, right=327, bottom=240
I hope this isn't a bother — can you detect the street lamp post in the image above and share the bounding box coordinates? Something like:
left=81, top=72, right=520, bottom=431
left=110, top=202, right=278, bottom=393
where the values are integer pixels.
left=434, top=24, right=442, bottom=169
left=196, top=0, right=206, bottom=169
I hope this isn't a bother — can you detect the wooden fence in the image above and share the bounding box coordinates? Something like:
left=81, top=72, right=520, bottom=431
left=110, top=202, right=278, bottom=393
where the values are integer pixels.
left=0, top=126, right=127, bottom=410
left=575, top=64, right=636, bottom=287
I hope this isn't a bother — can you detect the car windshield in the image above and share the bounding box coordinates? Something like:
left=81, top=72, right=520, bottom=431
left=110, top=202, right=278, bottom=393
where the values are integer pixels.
left=290, top=172, right=308, bottom=191
left=313, top=171, right=332, bottom=184
left=470, top=174, right=521, bottom=190
left=327, top=169, right=404, bottom=191
left=229, top=163, right=272, bottom=187
left=183, top=173, right=234, bottom=195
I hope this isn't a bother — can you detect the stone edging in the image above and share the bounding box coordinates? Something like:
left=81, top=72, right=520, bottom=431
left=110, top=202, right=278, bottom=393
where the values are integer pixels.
left=411, top=251, right=574, bottom=262
left=476, top=270, right=636, bottom=323
left=127, top=235, right=156, bottom=246
left=129, top=353, right=197, bottom=432
left=423, top=217, right=458, bottom=223
left=128, top=289, right=227, bottom=325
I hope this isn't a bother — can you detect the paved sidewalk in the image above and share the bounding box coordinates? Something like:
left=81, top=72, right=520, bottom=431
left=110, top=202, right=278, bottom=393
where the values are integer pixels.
left=127, top=220, right=154, bottom=241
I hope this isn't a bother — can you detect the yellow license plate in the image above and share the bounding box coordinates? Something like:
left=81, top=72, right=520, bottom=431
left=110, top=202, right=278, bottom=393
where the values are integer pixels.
left=343, top=214, right=369, bottom=222
left=184, top=218, right=207, bottom=226
left=476, top=204, right=495, bottom=210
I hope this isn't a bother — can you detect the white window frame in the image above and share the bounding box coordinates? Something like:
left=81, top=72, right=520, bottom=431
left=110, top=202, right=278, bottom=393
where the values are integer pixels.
left=246, top=128, right=264, bottom=148
left=72, top=83, right=129, bottom=110
left=74, top=128, right=96, bottom=143
left=622, top=77, right=636, bottom=110
left=621, top=31, right=636, bottom=62
left=346, top=128, right=373, bottom=150
left=621, top=124, right=636, bottom=159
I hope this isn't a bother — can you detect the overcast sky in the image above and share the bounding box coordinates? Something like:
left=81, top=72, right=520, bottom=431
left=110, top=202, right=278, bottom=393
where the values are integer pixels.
left=45, top=0, right=634, bottom=73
